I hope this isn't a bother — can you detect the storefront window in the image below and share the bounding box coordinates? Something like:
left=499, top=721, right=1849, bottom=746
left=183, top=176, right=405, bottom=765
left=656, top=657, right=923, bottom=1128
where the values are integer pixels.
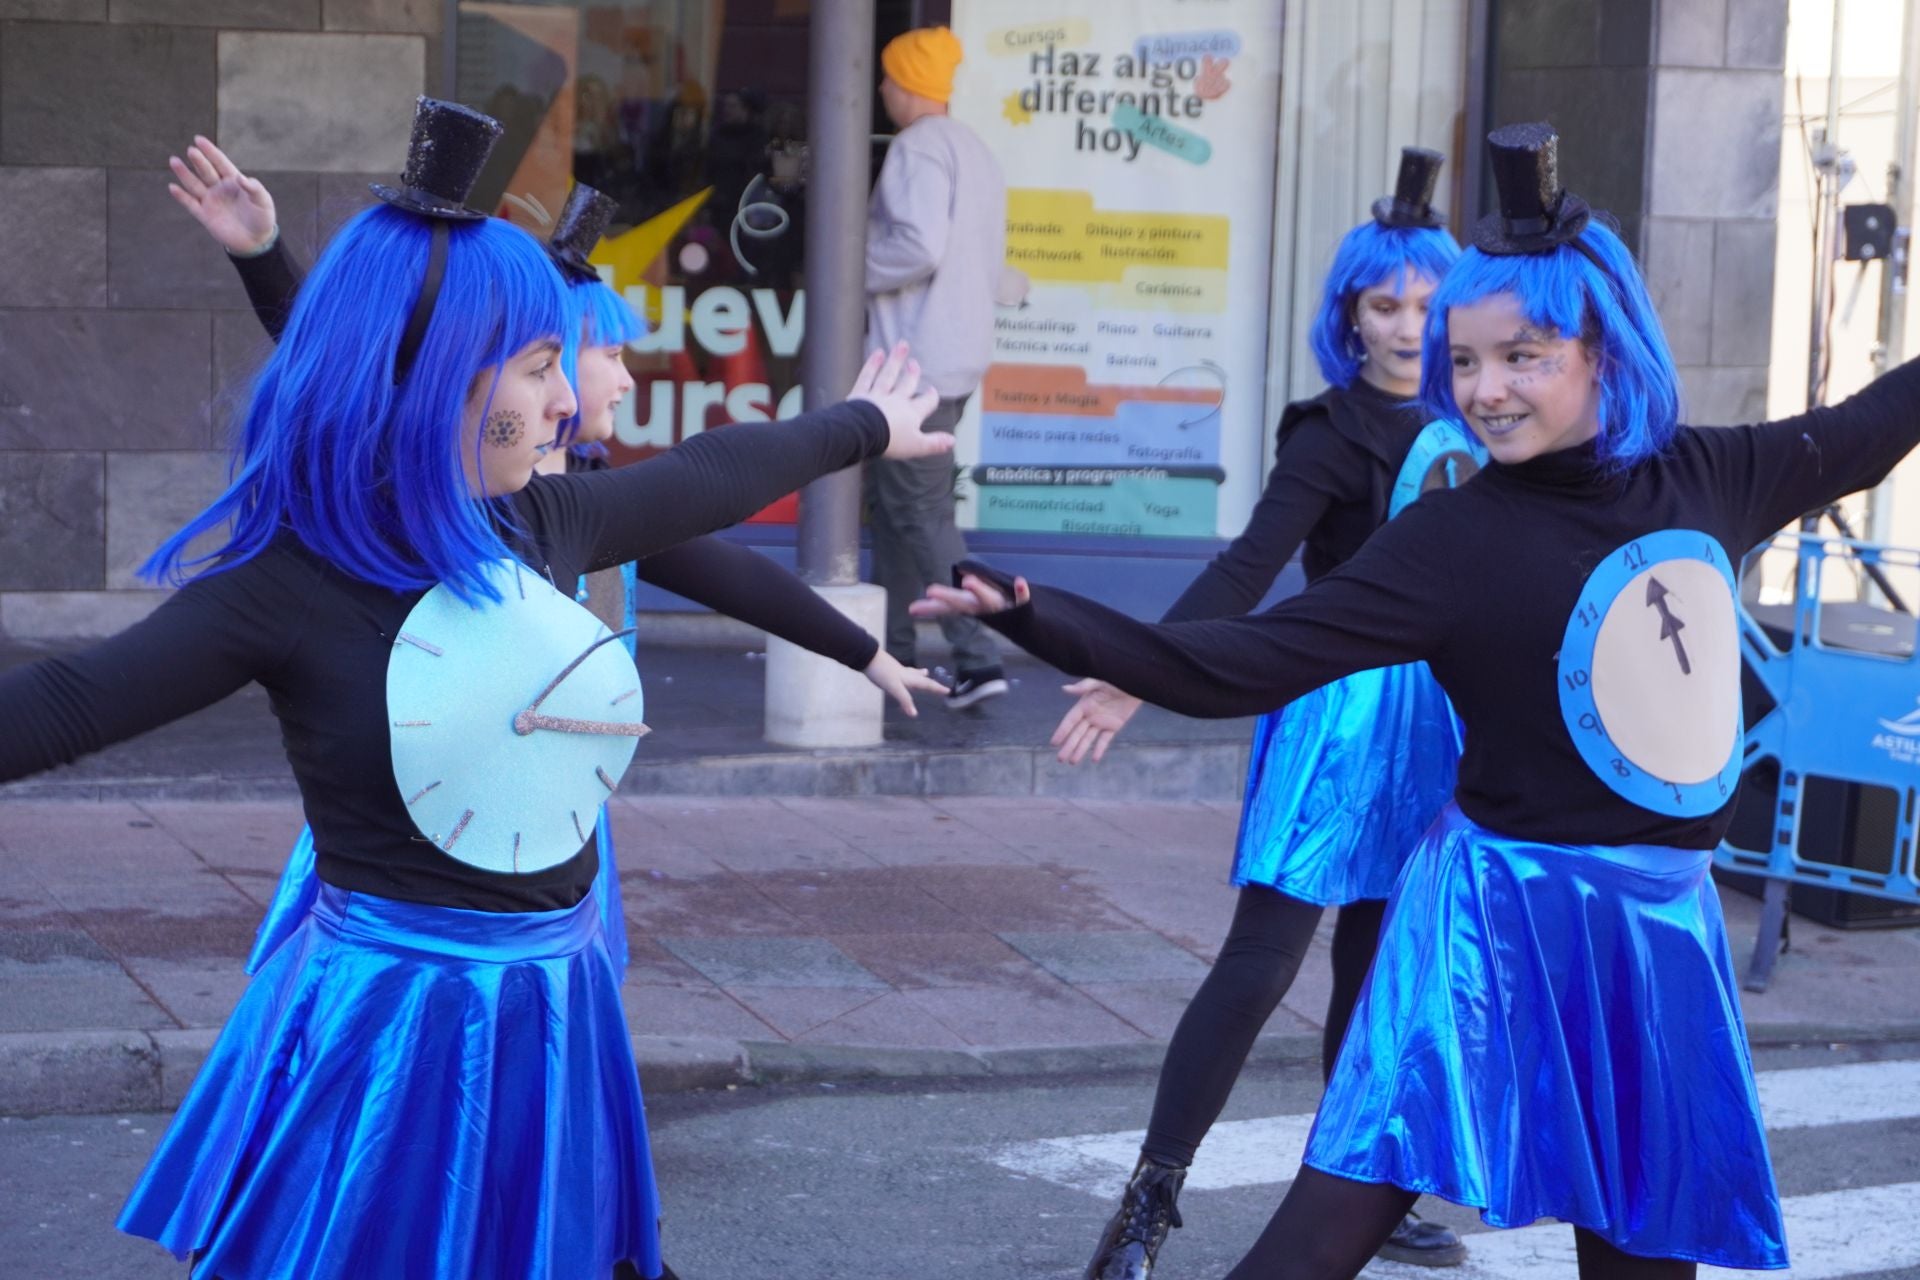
left=454, top=0, right=816, bottom=522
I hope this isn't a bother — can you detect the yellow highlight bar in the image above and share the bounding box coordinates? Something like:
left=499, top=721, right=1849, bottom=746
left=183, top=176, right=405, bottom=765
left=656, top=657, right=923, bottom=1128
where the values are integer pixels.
left=985, top=20, right=1093, bottom=57
left=1004, top=189, right=1228, bottom=287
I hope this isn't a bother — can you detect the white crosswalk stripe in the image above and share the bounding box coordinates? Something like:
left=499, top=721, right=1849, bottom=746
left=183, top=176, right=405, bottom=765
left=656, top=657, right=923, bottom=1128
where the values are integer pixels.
left=991, top=1058, right=1920, bottom=1279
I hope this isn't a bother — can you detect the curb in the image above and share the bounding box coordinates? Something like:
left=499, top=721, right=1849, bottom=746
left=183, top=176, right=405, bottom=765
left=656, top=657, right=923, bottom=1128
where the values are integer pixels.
left=8, top=1023, right=1919, bottom=1118
left=0, top=741, right=1251, bottom=804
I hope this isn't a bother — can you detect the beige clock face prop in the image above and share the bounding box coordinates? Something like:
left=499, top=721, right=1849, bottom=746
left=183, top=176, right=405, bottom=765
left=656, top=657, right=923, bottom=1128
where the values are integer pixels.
left=1589, top=558, right=1741, bottom=786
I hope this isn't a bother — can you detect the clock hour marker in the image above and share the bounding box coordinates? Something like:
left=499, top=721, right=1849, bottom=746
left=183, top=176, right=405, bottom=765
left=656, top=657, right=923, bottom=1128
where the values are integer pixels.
left=611, top=688, right=639, bottom=706
left=596, top=766, right=617, bottom=793
left=512, top=562, right=526, bottom=600
left=393, top=720, right=431, bottom=728
left=408, top=780, right=443, bottom=805
left=512, top=832, right=521, bottom=873
left=397, top=632, right=443, bottom=656
left=442, top=808, right=475, bottom=852
left=572, top=809, right=587, bottom=843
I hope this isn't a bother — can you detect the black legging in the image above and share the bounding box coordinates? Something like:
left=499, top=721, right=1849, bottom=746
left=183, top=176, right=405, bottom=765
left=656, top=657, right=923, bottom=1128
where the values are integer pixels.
left=1223, top=1167, right=1698, bottom=1279
left=1142, top=887, right=1385, bottom=1167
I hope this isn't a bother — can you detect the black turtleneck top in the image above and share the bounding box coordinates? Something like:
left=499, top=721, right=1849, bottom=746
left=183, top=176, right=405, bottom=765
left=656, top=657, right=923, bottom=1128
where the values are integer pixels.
left=979, top=360, right=1920, bottom=850
left=1163, top=378, right=1436, bottom=623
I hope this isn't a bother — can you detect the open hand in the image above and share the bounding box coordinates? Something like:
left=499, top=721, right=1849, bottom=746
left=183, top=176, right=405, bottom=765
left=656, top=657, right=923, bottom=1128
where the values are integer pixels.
left=1050, top=679, right=1142, bottom=765
left=168, top=135, right=277, bottom=256
left=848, top=343, right=949, bottom=461
left=862, top=650, right=948, bottom=716
left=910, top=572, right=1029, bottom=621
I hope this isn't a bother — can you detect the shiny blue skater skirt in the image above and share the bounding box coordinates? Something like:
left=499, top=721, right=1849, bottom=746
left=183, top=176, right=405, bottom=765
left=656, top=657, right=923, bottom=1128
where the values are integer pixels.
left=1231, top=660, right=1461, bottom=905
left=122, top=883, right=662, bottom=1280
left=1304, top=805, right=1787, bottom=1269
left=247, top=815, right=631, bottom=980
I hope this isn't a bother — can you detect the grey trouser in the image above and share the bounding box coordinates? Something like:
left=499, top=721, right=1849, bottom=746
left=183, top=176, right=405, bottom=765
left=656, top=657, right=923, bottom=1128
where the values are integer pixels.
left=865, top=394, right=1000, bottom=672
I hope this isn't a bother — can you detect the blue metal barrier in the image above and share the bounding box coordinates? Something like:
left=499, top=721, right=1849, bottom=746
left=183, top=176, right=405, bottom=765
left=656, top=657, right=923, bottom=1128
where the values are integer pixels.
left=1714, top=533, right=1920, bottom=990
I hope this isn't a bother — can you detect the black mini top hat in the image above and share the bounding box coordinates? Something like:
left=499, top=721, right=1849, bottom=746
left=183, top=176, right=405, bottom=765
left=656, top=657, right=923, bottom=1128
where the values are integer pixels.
left=547, top=183, right=619, bottom=282
left=1372, top=147, right=1446, bottom=229
left=370, top=97, right=503, bottom=221
left=1472, top=122, right=1592, bottom=255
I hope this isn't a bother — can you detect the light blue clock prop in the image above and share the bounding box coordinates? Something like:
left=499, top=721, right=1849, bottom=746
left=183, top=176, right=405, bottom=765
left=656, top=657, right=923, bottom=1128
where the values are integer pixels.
left=1389, top=418, right=1487, bottom=518
left=1558, top=528, right=1744, bottom=817
left=387, top=558, right=646, bottom=874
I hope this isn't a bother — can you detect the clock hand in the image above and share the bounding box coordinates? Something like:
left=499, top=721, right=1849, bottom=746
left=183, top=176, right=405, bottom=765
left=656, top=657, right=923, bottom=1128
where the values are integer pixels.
left=1644, top=577, right=1691, bottom=675
left=514, top=626, right=639, bottom=722
left=514, top=711, right=652, bottom=738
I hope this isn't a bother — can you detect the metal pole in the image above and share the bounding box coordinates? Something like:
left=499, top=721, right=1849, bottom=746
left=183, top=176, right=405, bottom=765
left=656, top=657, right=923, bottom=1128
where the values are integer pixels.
left=1867, top=0, right=1920, bottom=542
left=796, top=0, right=877, bottom=586
left=1807, top=0, right=1846, bottom=417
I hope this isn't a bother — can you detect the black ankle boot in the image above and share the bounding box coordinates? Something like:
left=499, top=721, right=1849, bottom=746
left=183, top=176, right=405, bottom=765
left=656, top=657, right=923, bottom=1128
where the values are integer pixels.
left=1083, top=1155, right=1187, bottom=1280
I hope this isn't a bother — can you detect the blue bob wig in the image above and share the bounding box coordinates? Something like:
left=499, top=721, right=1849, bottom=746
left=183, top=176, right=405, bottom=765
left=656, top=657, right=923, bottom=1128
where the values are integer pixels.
left=558, top=273, right=647, bottom=457
left=1418, top=219, right=1680, bottom=470
left=1307, top=220, right=1462, bottom=388
left=143, top=204, right=572, bottom=602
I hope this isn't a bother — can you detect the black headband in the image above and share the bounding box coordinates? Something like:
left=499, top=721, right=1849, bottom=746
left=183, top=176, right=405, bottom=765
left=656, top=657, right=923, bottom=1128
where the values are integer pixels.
left=394, top=221, right=450, bottom=385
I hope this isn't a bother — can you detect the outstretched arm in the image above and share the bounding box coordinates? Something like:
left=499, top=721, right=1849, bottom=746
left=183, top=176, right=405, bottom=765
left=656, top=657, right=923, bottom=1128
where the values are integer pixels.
left=556, top=346, right=947, bottom=569
left=169, top=135, right=304, bottom=339
left=0, top=565, right=310, bottom=785
left=1715, top=353, right=1920, bottom=548
left=919, top=503, right=1461, bottom=721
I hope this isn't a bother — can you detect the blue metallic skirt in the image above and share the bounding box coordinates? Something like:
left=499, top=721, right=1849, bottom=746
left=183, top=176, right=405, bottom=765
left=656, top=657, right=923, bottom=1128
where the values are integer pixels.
left=1231, top=661, right=1461, bottom=904
left=122, top=883, right=662, bottom=1279
left=1304, top=805, right=1787, bottom=1269
left=247, top=815, right=631, bottom=980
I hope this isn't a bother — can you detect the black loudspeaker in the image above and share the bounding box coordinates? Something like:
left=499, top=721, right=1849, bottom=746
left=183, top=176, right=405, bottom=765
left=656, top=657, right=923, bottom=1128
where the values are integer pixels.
left=1715, top=601, right=1920, bottom=930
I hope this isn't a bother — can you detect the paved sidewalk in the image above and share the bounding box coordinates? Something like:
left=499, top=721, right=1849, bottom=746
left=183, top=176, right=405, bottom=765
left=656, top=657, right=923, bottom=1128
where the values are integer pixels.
left=3, top=796, right=1917, bottom=1115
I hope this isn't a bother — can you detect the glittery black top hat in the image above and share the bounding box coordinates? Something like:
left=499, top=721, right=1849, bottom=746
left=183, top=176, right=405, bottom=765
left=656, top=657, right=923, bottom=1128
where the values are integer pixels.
left=547, top=183, right=619, bottom=283
left=1472, top=122, right=1592, bottom=255
left=369, top=97, right=503, bottom=222
left=1372, top=147, right=1446, bottom=230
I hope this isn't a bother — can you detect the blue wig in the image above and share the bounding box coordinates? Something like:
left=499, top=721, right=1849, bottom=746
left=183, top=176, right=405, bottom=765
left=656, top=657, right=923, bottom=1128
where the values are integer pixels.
left=559, top=275, right=647, bottom=457
left=1307, top=220, right=1462, bottom=388
left=1417, top=219, right=1680, bottom=470
left=143, top=205, right=571, bottom=602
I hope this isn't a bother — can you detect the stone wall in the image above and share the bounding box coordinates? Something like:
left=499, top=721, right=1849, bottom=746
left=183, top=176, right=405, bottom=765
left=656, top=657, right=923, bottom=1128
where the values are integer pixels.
left=0, top=0, right=436, bottom=640
left=1489, top=0, right=1789, bottom=425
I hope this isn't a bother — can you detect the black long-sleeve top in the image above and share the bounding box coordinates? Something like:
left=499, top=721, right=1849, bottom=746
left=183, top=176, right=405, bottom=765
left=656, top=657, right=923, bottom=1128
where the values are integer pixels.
left=0, top=403, right=892, bottom=911
left=232, top=240, right=880, bottom=672
left=1163, top=378, right=1427, bottom=623
left=976, top=361, right=1920, bottom=851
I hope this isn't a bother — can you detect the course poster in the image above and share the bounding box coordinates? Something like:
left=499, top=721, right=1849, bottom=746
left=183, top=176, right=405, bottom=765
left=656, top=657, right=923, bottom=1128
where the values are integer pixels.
left=949, top=0, right=1283, bottom=540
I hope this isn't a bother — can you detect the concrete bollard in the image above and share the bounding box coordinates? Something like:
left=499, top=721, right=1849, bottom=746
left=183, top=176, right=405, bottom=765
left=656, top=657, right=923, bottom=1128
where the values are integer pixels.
left=764, top=582, right=887, bottom=747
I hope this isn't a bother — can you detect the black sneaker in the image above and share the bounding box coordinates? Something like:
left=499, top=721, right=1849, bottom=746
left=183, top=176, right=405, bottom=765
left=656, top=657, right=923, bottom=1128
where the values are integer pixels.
left=946, top=667, right=1009, bottom=710
left=1376, top=1210, right=1468, bottom=1267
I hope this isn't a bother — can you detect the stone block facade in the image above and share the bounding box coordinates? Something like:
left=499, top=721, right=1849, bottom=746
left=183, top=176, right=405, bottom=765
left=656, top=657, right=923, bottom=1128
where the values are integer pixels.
left=0, top=6, right=431, bottom=636
left=1491, top=0, right=1789, bottom=428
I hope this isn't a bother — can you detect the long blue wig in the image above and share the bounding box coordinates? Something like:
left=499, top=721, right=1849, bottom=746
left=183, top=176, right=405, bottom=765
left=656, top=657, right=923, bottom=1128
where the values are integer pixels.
left=559, top=274, right=647, bottom=458
left=143, top=205, right=572, bottom=602
left=1418, top=220, right=1680, bottom=469
left=1307, top=220, right=1462, bottom=388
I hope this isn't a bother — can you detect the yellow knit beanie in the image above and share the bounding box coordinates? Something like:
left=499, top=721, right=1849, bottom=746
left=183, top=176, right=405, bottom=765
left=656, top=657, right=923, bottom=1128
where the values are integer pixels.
left=882, top=27, right=963, bottom=104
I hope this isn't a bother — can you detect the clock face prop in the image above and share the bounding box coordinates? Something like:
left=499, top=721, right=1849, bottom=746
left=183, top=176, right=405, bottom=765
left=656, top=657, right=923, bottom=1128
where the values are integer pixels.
left=1390, top=419, right=1487, bottom=519
left=1558, top=529, right=1743, bottom=817
left=387, top=558, right=646, bottom=874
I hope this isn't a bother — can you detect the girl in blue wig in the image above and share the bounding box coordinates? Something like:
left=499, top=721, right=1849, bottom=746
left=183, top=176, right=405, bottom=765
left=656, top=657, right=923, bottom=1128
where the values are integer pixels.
left=165, top=139, right=945, bottom=988
left=1058, top=148, right=1473, bottom=1278
left=919, top=121, right=1920, bottom=1277
left=0, top=99, right=951, bottom=1280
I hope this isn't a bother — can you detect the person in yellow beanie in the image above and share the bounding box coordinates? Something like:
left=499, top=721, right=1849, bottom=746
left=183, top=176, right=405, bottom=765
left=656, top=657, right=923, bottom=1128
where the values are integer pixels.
left=866, top=26, right=1011, bottom=709
left=880, top=25, right=963, bottom=104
